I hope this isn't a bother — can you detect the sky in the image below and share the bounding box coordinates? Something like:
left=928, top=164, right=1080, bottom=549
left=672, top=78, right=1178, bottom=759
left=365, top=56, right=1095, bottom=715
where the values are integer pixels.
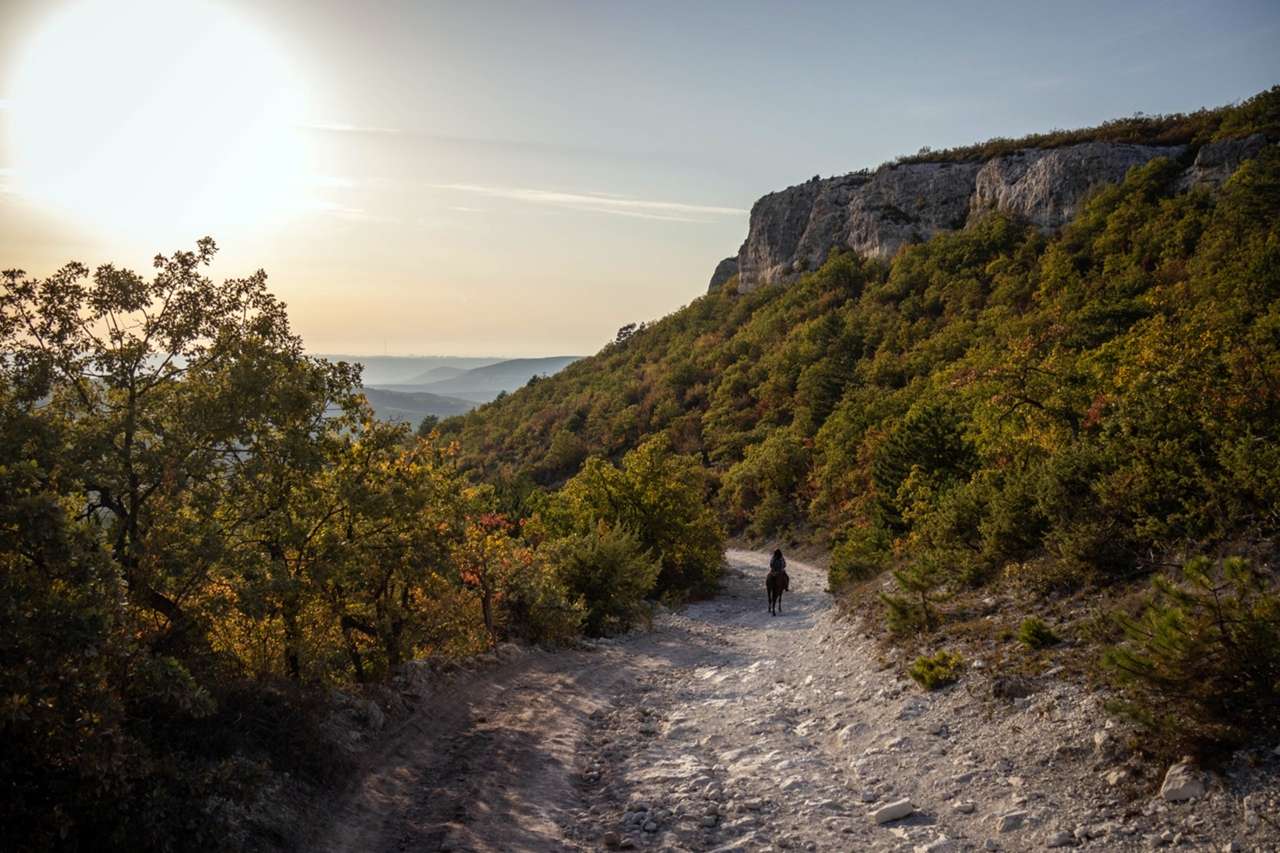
left=1, top=0, right=1277, bottom=357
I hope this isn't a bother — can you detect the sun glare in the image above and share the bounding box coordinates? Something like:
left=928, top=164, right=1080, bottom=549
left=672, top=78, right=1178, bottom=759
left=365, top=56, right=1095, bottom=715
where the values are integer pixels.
left=8, top=0, right=310, bottom=240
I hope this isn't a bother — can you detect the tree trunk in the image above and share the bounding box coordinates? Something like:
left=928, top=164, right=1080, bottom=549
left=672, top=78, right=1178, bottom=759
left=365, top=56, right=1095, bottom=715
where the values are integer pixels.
left=481, top=587, right=496, bottom=648
left=282, top=597, right=303, bottom=680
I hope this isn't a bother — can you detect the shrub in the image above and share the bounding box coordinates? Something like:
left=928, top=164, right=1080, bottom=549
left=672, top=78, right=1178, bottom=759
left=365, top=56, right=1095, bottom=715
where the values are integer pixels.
left=1017, top=616, right=1060, bottom=650
left=550, top=437, right=725, bottom=599
left=1102, top=556, right=1280, bottom=757
left=547, top=525, right=659, bottom=636
left=909, top=650, right=965, bottom=690
left=500, top=551, right=584, bottom=645
left=828, top=524, right=890, bottom=588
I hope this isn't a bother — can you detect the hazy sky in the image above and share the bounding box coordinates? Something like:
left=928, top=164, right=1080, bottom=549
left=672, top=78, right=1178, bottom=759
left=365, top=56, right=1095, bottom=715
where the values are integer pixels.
left=1, top=0, right=1277, bottom=356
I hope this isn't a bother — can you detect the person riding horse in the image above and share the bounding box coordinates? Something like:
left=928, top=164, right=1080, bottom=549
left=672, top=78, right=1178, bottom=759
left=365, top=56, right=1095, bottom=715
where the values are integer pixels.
left=766, top=548, right=790, bottom=616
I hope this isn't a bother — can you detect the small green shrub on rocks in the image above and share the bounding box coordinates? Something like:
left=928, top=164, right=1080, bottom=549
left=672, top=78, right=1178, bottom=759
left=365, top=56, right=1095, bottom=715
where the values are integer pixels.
left=1017, top=616, right=1060, bottom=649
left=1102, top=556, right=1280, bottom=757
left=909, top=650, right=965, bottom=690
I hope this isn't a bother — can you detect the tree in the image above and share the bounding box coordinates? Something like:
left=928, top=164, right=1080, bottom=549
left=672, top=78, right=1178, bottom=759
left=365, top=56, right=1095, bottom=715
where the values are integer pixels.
left=0, top=238, right=360, bottom=655
left=551, top=436, right=725, bottom=599
left=417, top=414, right=440, bottom=436
left=547, top=524, right=658, bottom=636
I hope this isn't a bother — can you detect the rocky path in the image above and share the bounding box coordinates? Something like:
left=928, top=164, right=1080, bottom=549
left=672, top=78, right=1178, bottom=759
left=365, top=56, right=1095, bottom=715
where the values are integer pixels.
left=314, top=550, right=1279, bottom=852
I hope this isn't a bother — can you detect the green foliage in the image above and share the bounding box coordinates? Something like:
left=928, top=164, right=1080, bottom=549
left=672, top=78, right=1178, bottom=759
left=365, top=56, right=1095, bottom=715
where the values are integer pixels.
left=446, top=118, right=1280, bottom=660
left=881, top=551, right=951, bottom=633
left=721, top=426, right=808, bottom=536
left=0, top=241, right=591, bottom=850
left=1102, top=557, right=1280, bottom=757
left=828, top=524, right=890, bottom=587
left=1017, top=616, right=1060, bottom=650
left=547, top=524, right=659, bottom=636
left=549, top=436, right=725, bottom=599
left=908, top=650, right=965, bottom=690
left=896, top=86, right=1279, bottom=165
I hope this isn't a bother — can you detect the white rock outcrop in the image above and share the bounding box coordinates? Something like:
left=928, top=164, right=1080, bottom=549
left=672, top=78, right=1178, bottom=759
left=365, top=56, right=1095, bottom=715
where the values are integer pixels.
left=727, top=137, right=1271, bottom=293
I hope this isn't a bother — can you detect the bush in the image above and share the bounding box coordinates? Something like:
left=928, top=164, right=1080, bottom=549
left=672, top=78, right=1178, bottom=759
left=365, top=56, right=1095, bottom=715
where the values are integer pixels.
left=547, top=525, right=659, bottom=636
left=828, top=524, right=890, bottom=588
left=1017, top=616, right=1060, bottom=650
left=1102, top=556, right=1280, bottom=757
left=550, top=437, right=725, bottom=599
left=909, top=650, right=965, bottom=690
left=500, top=551, right=585, bottom=645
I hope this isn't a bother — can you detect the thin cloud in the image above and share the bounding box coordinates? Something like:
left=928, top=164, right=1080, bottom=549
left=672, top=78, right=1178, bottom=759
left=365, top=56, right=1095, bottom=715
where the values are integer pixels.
left=435, top=183, right=746, bottom=223
left=308, top=200, right=382, bottom=222
left=302, top=122, right=402, bottom=135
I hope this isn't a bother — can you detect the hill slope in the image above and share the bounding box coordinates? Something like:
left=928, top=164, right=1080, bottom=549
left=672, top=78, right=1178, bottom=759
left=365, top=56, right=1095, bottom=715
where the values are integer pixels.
left=359, top=386, right=476, bottom=422
left=412, top=356, right=581, bottom=397
left=444, top=88, right=1280, bottom=759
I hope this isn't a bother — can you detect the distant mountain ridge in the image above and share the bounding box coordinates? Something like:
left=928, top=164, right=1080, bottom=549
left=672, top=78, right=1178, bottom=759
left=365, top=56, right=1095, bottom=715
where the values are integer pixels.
left=353, top=355, right=582, bottom=422
left=316, top=355, right=499, bottom=386
left=408, top=356, right=581, bottom=395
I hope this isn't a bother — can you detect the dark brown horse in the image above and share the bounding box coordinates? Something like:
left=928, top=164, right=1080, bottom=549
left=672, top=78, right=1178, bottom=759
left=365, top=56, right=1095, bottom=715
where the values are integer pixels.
left=767, top=549, right=789, bottom=616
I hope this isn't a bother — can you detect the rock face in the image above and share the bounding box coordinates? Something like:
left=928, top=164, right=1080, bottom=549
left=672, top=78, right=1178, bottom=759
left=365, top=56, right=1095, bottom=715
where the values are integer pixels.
left=707, top=256, right=739, bottom=293
left=969, top=142, right=1184, bottom=229
left=1177, top=134, right=1267, bottom=190
left=728, top=137, right=1271, bottom=293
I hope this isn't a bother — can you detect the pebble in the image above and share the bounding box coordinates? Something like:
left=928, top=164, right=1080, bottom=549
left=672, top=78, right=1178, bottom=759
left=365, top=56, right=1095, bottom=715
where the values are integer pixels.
left=995, top=810, right=1028, bottom=832
left=953, top=801, right=976, bottom=814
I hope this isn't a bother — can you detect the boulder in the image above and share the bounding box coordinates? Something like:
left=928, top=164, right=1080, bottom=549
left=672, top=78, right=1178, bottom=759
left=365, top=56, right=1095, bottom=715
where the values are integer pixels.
left=361, top=699, right=385, bottom=731
left=992, top=676, right=1037, bottom=701
left=871, top=798, right=915, bottom=824
left=1159, top=760, right=1206, bottom=801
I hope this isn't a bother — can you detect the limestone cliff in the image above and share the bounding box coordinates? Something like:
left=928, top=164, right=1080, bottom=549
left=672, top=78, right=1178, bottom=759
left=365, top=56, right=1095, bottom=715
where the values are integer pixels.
left=723, top=134, right=1268, bottom=293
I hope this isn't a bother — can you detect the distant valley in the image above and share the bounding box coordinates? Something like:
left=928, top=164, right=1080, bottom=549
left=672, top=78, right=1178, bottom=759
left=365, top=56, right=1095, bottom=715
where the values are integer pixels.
left=315, top=354, right=581, bottom=423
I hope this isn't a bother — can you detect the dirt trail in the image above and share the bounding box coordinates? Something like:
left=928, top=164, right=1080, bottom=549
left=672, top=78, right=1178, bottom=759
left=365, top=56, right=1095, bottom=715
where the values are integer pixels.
left=313, top=550, right=1278, bottom=852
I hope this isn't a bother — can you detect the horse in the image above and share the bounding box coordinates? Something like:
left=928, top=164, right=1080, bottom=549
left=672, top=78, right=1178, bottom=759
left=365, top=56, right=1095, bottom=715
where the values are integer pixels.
left=766, top=566, right=789, bottom=616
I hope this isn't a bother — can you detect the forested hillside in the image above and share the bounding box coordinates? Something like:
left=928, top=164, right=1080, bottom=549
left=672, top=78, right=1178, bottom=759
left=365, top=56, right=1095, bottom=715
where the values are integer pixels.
left=445, top=98, right=1280, bottom=757
left=0, top=242, right=719, bottom=850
